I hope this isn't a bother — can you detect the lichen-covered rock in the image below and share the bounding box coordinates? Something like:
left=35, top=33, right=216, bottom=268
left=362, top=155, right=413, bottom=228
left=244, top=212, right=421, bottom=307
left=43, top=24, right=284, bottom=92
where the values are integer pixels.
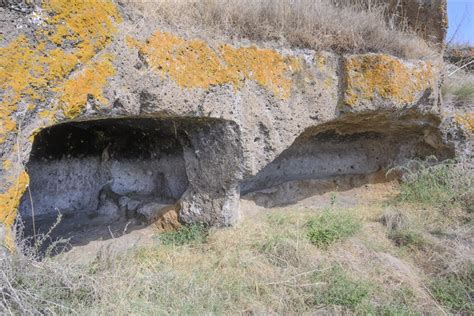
left=342, top=54, right=439, bottom=110
left=0, top=0, right=468, bottom=249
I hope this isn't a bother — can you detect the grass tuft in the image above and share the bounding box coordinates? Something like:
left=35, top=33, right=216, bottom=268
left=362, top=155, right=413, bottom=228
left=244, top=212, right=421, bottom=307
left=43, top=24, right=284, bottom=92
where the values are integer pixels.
left=307, top=209, right=361, bottom=248
left=312, top=266, right=372, bottom=309
left=453, top=83, right=474, bottom=101
left=157, top=224, right=208, bottom=246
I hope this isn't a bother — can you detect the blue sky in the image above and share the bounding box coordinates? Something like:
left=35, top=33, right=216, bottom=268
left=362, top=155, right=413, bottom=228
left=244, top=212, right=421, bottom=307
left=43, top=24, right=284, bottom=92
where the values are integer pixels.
left=447, top=0, right=474, bottom=44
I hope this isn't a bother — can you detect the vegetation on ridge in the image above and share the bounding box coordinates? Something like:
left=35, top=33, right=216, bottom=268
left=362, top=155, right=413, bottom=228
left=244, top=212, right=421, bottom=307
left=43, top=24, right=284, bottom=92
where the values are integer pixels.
left=127, top=0, right=435, bottom=59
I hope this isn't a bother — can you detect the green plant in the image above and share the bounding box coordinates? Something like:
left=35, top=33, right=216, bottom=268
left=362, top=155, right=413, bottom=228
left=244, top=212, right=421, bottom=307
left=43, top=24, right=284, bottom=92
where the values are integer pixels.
left=312, top=266, right=372, bottom=308
left=453, top=83, right=474, bottom=101
left=307, top=210, right=361, bottom=248
left=430, top=264, right=474, bottom=314
left=158, top=224, right=208, bottom=246
left=389, top=158, right=472, bottom=210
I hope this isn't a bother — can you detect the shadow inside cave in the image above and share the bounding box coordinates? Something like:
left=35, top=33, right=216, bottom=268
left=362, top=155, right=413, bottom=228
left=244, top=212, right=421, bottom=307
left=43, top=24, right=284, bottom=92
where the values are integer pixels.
left=17, top=117, right=195, bottom=254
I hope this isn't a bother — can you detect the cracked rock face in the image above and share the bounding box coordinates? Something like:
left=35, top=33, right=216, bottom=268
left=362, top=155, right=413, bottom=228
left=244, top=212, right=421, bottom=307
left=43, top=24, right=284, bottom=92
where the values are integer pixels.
left=0, top=0, right=467, bottom=249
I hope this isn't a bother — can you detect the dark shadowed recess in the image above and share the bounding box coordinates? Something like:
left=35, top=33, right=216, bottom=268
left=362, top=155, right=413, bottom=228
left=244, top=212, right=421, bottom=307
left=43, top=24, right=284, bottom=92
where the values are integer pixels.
left=17, top=117, right=218, bottom=253
left=241, top=111, right=455, bottom=207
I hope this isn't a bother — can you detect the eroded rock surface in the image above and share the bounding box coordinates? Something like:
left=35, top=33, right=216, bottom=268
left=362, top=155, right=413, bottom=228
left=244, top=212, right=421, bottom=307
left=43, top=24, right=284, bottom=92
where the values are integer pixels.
left=0, top=0, right=469, bottom=250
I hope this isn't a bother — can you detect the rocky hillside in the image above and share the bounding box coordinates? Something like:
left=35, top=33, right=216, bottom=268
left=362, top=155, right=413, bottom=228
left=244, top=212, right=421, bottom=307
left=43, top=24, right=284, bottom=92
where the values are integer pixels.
left=0, top=0, right=473, bottom=314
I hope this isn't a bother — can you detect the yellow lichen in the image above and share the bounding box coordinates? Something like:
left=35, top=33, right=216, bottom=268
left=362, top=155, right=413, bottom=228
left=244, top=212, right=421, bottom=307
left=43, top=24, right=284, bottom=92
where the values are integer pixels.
left=343, top=54, right=435, bottom=107
left=0, top=0, right=121, bottom=144
left=128, top=31, right=301, bottom=99
left=0, top=171, right=29, bottom=227
left=2, top=160, right=12, bottom=170
left=0, top=0, right=120, bottom=237
left=41, top=0, right=122, bottom=63
left=0, top=171, right=29, bottom=250
left=455, top=113, right=474, bottom=132
left=56, top=54, right=116, bottom=119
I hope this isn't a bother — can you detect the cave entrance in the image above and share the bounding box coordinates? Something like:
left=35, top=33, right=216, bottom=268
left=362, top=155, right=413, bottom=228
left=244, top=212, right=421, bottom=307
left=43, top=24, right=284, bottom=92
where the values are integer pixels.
left=18, top=118, right=189, bottom=250
left=241, top=112, right=454, bottom=207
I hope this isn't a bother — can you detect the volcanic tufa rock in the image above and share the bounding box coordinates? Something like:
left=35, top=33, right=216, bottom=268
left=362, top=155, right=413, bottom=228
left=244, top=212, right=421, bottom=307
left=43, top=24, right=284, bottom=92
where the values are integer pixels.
left=0, top=0, right=469, bottom=250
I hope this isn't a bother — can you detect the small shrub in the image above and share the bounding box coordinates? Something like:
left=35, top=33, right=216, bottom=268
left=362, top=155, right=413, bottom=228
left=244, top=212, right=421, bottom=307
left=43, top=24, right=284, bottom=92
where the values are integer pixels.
left=307, top=210, right=361, bottom=248
left=312, top=267, right=371, bottom=308
left=158, top=224, right=208, bottom=246
left=430, top=264, right=474, bottom=314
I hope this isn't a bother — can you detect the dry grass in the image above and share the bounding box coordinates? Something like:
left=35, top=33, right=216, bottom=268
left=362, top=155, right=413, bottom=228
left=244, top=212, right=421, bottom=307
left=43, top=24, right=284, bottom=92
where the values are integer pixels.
left=126, top=0, right=435, bottom=59
left=0, top=205, right=446, bottom=315
left=1, top=160, right=472, bottom=314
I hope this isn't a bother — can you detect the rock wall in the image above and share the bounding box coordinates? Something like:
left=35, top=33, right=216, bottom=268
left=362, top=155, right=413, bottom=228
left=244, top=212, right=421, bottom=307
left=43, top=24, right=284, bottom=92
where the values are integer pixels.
left=0, top=0, right=466, bottom=250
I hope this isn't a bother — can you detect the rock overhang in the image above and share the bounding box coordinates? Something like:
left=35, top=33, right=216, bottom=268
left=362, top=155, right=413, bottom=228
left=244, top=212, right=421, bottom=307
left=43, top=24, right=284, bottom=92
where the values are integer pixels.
left=0, top=0, right=465, bottom=250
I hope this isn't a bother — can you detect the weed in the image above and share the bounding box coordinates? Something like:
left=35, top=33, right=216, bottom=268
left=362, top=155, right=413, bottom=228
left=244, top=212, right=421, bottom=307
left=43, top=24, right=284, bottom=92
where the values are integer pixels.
left=307, top=210, right=361, bottom=248
left=158, top=224, right=208, bottom=246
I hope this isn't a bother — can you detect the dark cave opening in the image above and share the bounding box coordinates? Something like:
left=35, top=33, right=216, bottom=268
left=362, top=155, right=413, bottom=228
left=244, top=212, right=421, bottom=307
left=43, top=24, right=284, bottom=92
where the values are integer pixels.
left=18, top=118, right=190, bottom=249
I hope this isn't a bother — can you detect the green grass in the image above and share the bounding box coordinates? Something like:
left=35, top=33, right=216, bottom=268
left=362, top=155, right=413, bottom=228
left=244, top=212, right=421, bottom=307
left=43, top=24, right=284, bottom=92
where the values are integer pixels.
left=312, top=266, right=372, bottom=309
left=453, top=83, right=474, bottom=101
left=157, top=224, right=208, bottom=246
left=390, top=158, right=472, bottom=210
left=307, top=209, right=361, bottom=248
left=430, top=264, right=474, bottom=314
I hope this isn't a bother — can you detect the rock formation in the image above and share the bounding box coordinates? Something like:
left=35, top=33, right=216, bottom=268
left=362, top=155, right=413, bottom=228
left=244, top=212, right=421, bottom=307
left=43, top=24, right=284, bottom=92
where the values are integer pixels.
left=0, top=0, right=469, bottom=250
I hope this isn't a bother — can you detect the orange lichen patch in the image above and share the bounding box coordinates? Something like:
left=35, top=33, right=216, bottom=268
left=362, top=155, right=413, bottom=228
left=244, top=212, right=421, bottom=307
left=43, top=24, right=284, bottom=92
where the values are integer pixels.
left=56, top=54, right=116, bottom=119
left=0, top=0, right=120, bottom=144
left=343, top=54, right=435, bottom=107
left=220, top=44, right=301, bottom=99
left=0, top=171, right=29, bottom=228
left=42, top=0, right=122, bottom=62
left=0, top=171, right=29, bottom=251
left=128, top=31, right=301, bottom=99
left=455, top=113, right=474, bottom=132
